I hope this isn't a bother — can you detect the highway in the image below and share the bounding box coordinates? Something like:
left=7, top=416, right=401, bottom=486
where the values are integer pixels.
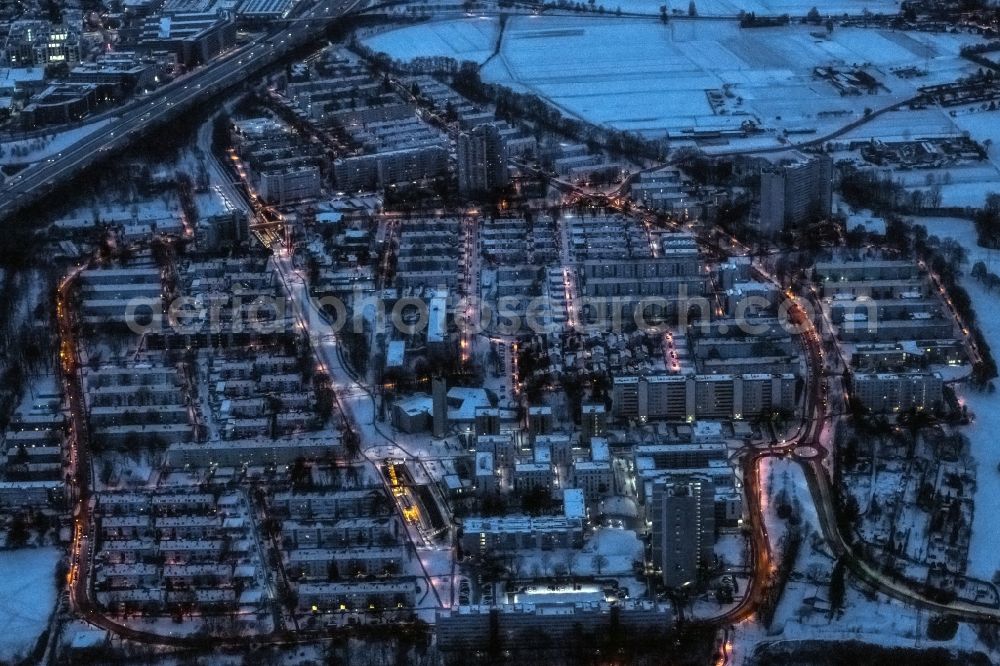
left=0, top=0, right=365, bottom=222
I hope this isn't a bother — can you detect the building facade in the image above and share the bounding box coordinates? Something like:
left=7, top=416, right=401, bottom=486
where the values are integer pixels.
left=852, top=371, right=943, bottom=413
left=457, top=123, right=508, bottom=197
left=650, top=475, right=715, bottom=587
left=612, top=373, right=797, bottom=421
left=757, top=153, right=833, bottom=235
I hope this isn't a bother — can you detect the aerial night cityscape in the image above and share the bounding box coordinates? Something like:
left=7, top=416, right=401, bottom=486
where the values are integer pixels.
left=2, top=0, right=1000, bottom=664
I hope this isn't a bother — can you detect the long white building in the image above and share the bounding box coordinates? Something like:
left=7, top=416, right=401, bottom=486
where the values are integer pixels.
left=612, top=373, right=797, bottom=421
left=852, top=371, right=943, bottom=413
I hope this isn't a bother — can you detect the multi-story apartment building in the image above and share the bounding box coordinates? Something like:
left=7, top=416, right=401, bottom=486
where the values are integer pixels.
left=436, top=601, right=671, bottom=652
left=287, top=546, right=409, bottom=578
left=580, top=403, right=607, bottom=440
left=460, top=515, right=585, bottom=554
left=612, top=373, right=797, bottom=421
left=297, top=580, right=417, bottom=612
left=650, top=475, right=715, bottom=587
left=852, top=371, right=944, bottom=413
left=513, top=462, right=554, bottom=493
left=136, top=12, right=236, bottom=67
left=632, top=442, right=728, bottom=471
left=333, top=145, right=449, bottom=192
left=630, top=167, right=687, bottom=211
left=457, top=123, right=508, bottom=197
left=280, top=517, right=401, bottom=549
left=3, top=20, right=81, bottom=67
left=231, top=117, right=324, bottom=204
left=257, top=166, right=322, bottom=205
left=572, top=460, right=614, bottom=501
left=756, top=152, right=833, bottom=235
left=333, top=116, right=449, bottom=192
left=272, top=489, right=393, bottom=520
left=813, top=260, right=921, bottom=283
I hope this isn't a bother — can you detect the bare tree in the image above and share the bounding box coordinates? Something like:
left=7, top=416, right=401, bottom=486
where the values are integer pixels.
left=564, top=551, right=578, bottom=576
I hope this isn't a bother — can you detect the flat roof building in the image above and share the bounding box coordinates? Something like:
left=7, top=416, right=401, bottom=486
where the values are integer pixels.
left=756, top=152, right=833, bottom=236
left=137, top=12, right=236, bottom=67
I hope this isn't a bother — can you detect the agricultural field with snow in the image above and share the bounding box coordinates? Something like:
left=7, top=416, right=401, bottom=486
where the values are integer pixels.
left=891, top=164, right=1000, bottom=208
left=364, top=16, right=983, bottom=146
left=610, top=0, right=901, bottom=16
left=362, top=17, right=500, bottom=65
left=838, top=106, right=957, bottom=143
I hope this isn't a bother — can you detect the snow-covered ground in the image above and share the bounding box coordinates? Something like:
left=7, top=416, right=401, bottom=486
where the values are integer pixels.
left=93, top=450, right=157, bottom=490
left=761, top=457, right=822, bottom=553
left=741, top=455, right=992, bottom=663
left=834, top=195, right=887, bottom=234
left=582, top=526, right=644, bottom=573
left=52, top=195, right=183, bottom=231
left=363, top=17, right=982, bottom=142
left=936, top=183, right=996, bottom=208
left=885, top=163, right=1000, bottom=209
left=0, top=547, right=60, bottom=662
left=0, top=119, right=114, bottom=167
left=839, top=106, right=958, bottom=143
left=607, top=0, right=900, bottom=16
left=731, top=584, right=989, bottom=665
left=511, top=527, right=644, bottom=579
left=952, top=106, right=1000, bottom=164
left=715, top=531, right=748, bottom=569
left=414, top=545, right=453, bottom=609
left=363, top=17, right=499, bottom=65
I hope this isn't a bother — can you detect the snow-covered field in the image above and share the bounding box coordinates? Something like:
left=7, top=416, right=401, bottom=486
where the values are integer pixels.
left=936, top=182, right=997, bottom=208
left=363, top=18, right=499, bottom=65
left=364, top=17, right=981, bottom=140
left=892, top=164, right=1000, bottom=209
left=609, top=0, right=900, bottom=16
left=0, top=547, right=60, bottom=662
left=953, top=107, right=1000, bottom=162
left=839, top=106, right=958, bottom=143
